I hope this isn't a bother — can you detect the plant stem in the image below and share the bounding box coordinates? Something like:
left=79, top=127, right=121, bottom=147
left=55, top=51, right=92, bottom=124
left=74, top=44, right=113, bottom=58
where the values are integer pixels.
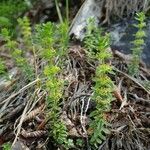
left=55, top=0, right=63, bottom=24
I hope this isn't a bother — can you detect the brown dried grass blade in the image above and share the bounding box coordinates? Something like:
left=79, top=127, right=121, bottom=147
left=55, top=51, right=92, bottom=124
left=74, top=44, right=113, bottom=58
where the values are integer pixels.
left=21, top=130, right=47, bottom=138
left=23, top=104, right=45, bottom=122
left=113, top=89, right=123, bottom=103
left=37, top=119, right=47, bottom=130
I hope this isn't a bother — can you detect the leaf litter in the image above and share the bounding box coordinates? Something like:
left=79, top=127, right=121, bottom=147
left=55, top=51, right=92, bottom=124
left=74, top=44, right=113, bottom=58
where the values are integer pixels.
left=0, top=42, right=149, bottom=149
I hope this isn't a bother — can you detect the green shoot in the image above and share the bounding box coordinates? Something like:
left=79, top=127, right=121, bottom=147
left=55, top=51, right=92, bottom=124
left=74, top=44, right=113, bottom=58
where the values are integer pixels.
left=2, top=142, right=11, bottom=150
left=35, top=21, right=73, bottom=149
left=84, top=18, right=114, bottom=148
left=128, top=12, right=146, bottom=77
left=0, top=58, right=6, bottom=75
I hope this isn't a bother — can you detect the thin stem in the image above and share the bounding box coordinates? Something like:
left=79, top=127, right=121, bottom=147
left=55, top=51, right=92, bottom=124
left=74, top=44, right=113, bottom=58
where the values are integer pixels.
left=55, top=0, right=63, bottom=24
left=66, top=0, right=69, bottom=22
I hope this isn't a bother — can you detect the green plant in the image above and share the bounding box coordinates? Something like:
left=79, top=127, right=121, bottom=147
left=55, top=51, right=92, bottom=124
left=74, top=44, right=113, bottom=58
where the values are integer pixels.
left=2, top=142, right=11, bottom=150
left=0, top=58, right=6, bottom=75
left=1, top=26, right=34, bottom=80
left=0, top=14, right=71, bottom=148
left=76, top=139, right=84, bottom=147
left=0, top=0, right=32, bottom=31
left=0, top=0, right=27, bottom=28
left=84, top=18, right=114, bottom=148
left=35, top=21, right=73, bottom=149
left=12, top=48, right=34, bottom=80
left=0, top=28, right=17, bottom=50
left=128, top=12, right=146, bottom=76
left=0, top=28, right=16, bottom=77
left=18, top=17, right=32, bottom=45
left=0, top=16, right=12, bottom=28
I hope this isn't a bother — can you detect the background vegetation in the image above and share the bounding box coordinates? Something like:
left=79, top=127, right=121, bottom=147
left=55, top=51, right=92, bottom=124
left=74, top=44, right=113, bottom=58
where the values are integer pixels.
left=0, top=1, right=150, bottom=150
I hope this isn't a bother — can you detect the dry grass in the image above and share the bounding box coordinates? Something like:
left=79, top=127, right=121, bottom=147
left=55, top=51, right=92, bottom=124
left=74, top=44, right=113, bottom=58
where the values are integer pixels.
left=99, top=0, right=150, bottom=23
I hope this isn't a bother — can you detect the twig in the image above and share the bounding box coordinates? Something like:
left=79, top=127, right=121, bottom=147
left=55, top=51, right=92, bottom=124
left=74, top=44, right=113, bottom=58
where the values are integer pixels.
left=80, top=96, right=88, bottom=137
left=27, top=90, right=46, bottom=114
left=85, top=96, right=92, bottom=114
left=23, top=103, right=45, bottom=122
left=129, top=93, right=150, bottom=106
left=140, top=67, right=150, bottom=76
left=113, top=78, right=123, bottom=103
left=73, top=94, right=92, bottom=100
left=0, top=78, right=40, bottom=117
left=113, top=50, right=146, bottom=67
left=119, top=88, right=128, bottom=110
left=12, top=97, right=31, bottom=146
left=114, top=67, right=150, bottom=95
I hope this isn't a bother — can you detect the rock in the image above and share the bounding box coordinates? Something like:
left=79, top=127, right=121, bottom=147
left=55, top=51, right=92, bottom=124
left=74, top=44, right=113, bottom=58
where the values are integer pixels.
left=69, top=0, right=102, bottom=40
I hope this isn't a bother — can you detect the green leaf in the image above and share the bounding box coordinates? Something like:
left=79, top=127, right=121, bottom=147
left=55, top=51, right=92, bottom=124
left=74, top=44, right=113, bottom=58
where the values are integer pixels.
left=96, top=138, right=102, bottom=144
left=44, top=65, right=60, bottom=76
left=103, top=128, right=110, bottom=134
left=0, top=58, right=6, bottom=75
left=0, top=16, right=12, bottom=27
